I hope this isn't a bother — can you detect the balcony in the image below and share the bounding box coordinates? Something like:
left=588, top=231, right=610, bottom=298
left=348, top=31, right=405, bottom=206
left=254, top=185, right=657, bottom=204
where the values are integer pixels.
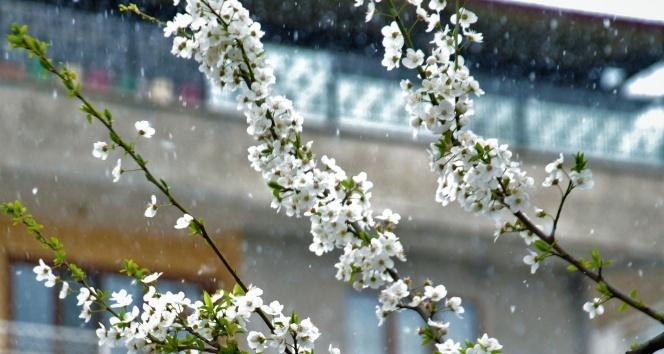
left=1, top=0, right=662, bottom=164
left=0, top=320, right=102, bottom=354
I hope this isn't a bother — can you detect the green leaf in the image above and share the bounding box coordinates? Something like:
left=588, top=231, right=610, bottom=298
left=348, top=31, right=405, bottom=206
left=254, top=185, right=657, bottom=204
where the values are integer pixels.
left=340, top=178, right=355, bottom=191
left=572, top=151, right=588, bottom=172
left=103, top=108, right=113, bottom=123
left=591, top=249, right=601, bottom=267
left=629, top=289, right=638, bottom=300
left=618, top=303, right=629, bottom=312
left=203, top=291, right=213, bottom=309
left=533, top=240, right=551, bottom=253
left=596, top=282, right=611, bottom=297
left=290, top=310, right=300, bottom=324
left=566, top=264, right=578, bottom=272
left=68, top=263, right=86, bottom=282
left=232, top=284, right=245, bottom=296
left=120, top=259, right=149, bottom=279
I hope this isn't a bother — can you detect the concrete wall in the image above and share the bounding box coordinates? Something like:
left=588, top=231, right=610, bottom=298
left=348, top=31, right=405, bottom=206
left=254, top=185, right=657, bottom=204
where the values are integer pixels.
left=0, top=79, right=662, bottom=353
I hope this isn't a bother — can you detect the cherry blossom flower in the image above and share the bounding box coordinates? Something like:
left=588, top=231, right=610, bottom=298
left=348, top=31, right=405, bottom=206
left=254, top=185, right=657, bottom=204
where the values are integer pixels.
left=247, top=331, right=268, bottom=353
left=92, top=141, right=110, bottom=160
left=424, top=284, right=448, bottom=302
left=478, top=333, right=503, bottom=351
left=570, top=169, right=594, bottom=190
left=59, top=281, right=70, bottom=299
left=583, top=298, right=605, bottom=319
left=141, top=272, right=162, bottom=284
left=451, top=8, right=478, bottom=28
left=445, top=296, right=465, bottom=317
left=436, top=339, right=461, bottom=354
left=134, top=120, right=155, bottom=138
left=174, top=213, right=193, bottom=229
left=523, top=250, right=540, bottom=274
left=429, top=0, right=447, bottom=12
left=110, top=289, right=133, bottom=308
left=33, top=259, right=57, bottom=287
left=144, top=195, right=158, bottom=218
left=542, top=153, right=565, bottom=187
left=79, top=301, right=93, bottom=323
left=402, top=48, right=425, bottom=69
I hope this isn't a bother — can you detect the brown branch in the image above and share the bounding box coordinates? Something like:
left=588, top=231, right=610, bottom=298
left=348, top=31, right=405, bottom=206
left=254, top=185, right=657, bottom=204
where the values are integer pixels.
left=14, top=32, right=290, bottom=350
left=627, top=331, right=664, bottom=354
left=514, top=211, right=664, bottom=324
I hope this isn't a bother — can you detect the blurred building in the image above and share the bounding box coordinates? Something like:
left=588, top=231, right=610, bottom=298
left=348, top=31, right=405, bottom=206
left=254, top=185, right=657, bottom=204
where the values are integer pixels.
left=0, top=0, right=663, bottom=353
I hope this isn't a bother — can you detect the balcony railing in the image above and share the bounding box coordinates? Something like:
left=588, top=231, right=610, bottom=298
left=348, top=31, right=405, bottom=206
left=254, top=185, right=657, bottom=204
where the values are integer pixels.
left=0, top=320, right=104, bottom=354
left=1, top=0, right=662, bottom=164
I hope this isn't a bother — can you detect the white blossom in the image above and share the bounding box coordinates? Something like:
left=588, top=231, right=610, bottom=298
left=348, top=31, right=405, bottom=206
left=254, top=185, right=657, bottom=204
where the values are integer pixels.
left=570, top=169, right=594, bottom=190
left=33, top=259, right=57, bottom=288
left=110, top=289, right=133, bottom=308
left=542, top=153, right=565, bottom=187
left=144, top=195, right=158, bottom=218
left=477, top=333, right=503, bottom=351
left=247, top=331, right=268, bottom=353
left=451, top=8, right=478, bottom=28
left=59, top=281, right=70, bottom=299
left=582, top=298, right=605, bottom=319
left=429, top=0, right=447, bottom=12
left=92, top=141, right=110, bottom=160
left=402, top=48, right=425, bottom=69
left=141, top=272, right=162, bottom=284
left=522, top=250, right=540, bottom=274
left=134, top=120, right=155, bottom=138
left=445, top=296, right=465, bottom=316
left=174, top=213, right=193, bottom=229
left=436, top=339, right=461, bottom=354
left=424, top=284, right=447, bottom=302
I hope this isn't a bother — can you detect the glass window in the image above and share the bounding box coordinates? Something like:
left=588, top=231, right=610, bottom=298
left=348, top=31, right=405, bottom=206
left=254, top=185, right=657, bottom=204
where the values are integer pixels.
left=11, top=262, right=55, bottom=353
left=438, top=300, right=478, bottom=344
left=395, top=310, right=428, bottom=354
left=11, top=262, right=55, bottom=323
left=346, top=292, right=386, bottom=353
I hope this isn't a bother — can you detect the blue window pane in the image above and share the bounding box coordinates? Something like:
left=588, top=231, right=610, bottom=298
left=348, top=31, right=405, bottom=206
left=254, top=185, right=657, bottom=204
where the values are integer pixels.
left=396, top=310, right=428, bottom=354
left=439, top=301, right=478, bottom=344
left=346, top=293, right=385, bottom=354
left=11, top=262, right=55, bottom=353
left=101, top=274, right=142, bottom=354
left=101, top=274, right=141, bottom=319
left=12, top=262, right=55, bottom=323
left=60, top=274, right=95, bottom=329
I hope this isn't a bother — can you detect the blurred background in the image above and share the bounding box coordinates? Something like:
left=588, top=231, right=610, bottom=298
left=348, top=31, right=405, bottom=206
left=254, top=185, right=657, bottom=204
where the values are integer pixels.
left=0, top=0, right=663, bottom=353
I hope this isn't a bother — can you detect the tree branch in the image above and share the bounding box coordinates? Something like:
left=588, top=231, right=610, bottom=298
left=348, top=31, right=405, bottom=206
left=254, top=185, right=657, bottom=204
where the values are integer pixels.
left=627, top=331, right=664, bottom=354
left=8, top=28, right=289, bottom=351
left=514, top=211, right=664, bottom=324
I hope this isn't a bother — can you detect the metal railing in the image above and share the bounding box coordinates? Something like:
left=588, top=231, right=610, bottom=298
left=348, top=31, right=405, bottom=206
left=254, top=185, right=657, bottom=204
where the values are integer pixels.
left=1, top=0, right=662, bottom=164
left=0, top=320, right=104, bottom=354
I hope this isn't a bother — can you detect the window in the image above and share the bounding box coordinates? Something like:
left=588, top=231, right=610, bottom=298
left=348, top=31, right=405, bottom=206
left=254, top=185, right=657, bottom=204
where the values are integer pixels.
left=346, top=291, right=479, bottom=353
left=8, top=260, right=203, bottom=353
left=346, top=293, right=386, bottom=353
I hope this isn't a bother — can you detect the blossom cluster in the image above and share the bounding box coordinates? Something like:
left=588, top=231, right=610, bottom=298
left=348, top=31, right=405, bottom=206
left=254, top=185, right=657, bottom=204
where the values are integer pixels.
left=33, top=258, right=329, bottom=353
left=165, top=0, right=471, bottom=346
left=362, top=0, right=599, bottom=322
left=372, top=1, right=536, bottom=236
